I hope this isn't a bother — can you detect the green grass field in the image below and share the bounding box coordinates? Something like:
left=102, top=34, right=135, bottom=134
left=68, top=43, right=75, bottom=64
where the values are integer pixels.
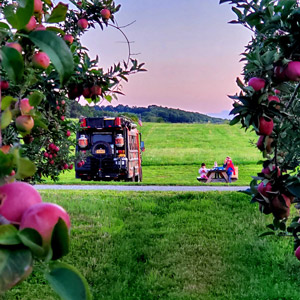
left=5, top=191, right=300, bottom=300
left=44, top=123, right=262, bottom=186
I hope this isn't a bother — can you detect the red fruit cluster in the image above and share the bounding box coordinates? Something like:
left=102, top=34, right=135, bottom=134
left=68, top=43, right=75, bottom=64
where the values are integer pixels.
left=274, top=61, right=300, bottom=82
left=258, top=186, right=292, bottom=220
left=77, top=160, right=85, bottom=167
left=69, top=83, right=102, bottom=100
left=44, top=143, right=60, bottom=164
left=82, top=85, right=102, bottom=99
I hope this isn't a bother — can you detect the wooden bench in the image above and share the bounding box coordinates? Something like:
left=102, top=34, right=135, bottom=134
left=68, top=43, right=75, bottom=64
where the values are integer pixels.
left=231, top=166, right=238, bottom=181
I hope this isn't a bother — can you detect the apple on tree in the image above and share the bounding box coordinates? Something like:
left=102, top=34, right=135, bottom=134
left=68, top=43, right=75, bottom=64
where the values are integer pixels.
left=20, top=202, right=71, bottom=248
left=248, top=77, right=266, bottom=91
left=0, top=182, right=42, bottom=224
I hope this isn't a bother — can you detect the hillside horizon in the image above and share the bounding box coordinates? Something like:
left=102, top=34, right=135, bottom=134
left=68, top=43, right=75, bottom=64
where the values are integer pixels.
left=70, top=102, right=228, bottom=124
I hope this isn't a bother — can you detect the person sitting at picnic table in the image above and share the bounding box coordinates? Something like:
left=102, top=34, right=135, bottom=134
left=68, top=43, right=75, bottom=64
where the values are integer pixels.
left=199, top=163, right=208, bottom=179
left=223, top=156, right=235, bottom=183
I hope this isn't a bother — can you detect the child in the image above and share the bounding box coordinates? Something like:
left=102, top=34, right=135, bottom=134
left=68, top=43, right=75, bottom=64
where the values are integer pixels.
left=199, top=163, right=208, bottom=179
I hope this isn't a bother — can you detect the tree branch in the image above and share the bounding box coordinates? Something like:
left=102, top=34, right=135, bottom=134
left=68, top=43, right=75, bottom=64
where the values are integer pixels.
left=286, top=82, right=300, bottom=110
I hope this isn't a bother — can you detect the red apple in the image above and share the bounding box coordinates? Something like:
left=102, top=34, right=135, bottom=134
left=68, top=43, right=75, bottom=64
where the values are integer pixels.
left=90, top=85, right=102, bottom=96
left=0, top=81, right=9, bottom=90
left=68, top=164, right=73, bottom=170
left=32, top=52, right=50, bottom=69
left=257, top=182, right=272, bottom=198
left=54, top=146, right=59, bottom=152
left=49, top=160, right=54, bottom=165
left=100, top=8, right=111, bottom=19
left=20, top=202, right=71, bottom=247
left=61, top=100, right=65, bottom=105
left=6, top=42, right=22, bottom=53
left=258, top=116, right=273, bottom=136
left=34, top=0, right=43, bottom=12
left=268, top=95, right=280, bottom=109
left=78, top=18, right=88, bottom=29
left=34, top=24, right=46, bottom=31
left=49, top=143, right=55, bottom=151
left=63, top=34, right=74, bottom=44
left=0, top=182, right=42, bottom=224
left=0, top=145, right=10, bottom=154
left=285, top=61, right=300, bottom=81
left=63, top=163, right=68, bottom=169
left=248, top=77, right=266, bottom=91
left=82, top=87, right=92, bottom=98
left=68, top=85, right=82, bottom=99
left=271, top=194, right=291, bottom=219
left=257, top=135, right=265, bottom=151
left=56, top=106, right=60, bottom=110
left=17, top=98, right=34, bottom=115
left=44, top=152, right=49, bottom=158
left=66, top=130, right=71, bottom=137
left=9, top=170, right=15, bottom=176
left=16, top=115, right=34, bottom=132
left=274, top=65, right=287, bottom=81
left=24, top=16, right=37, bottom=32
left=61, top=116, right=65, bottom=121
left=295, top=246, right=300, bottom=261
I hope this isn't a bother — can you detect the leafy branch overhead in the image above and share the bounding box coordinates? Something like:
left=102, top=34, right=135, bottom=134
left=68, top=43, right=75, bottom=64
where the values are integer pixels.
left=0, top=0, right=145, bottom=298
left=220, top=0, right=300, bottom=261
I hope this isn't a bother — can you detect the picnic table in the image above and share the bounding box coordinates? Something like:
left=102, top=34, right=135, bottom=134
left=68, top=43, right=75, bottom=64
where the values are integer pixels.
left=197, top=168, right=229, bottom=183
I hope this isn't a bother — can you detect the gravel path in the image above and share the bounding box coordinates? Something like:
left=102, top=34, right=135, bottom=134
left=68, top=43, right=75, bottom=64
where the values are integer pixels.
left=34, top=185, right=249, bottom=192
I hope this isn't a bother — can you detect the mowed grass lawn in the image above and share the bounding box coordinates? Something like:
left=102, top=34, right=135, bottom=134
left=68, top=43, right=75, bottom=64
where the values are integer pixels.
left=44, top=123, right=262, bottom=185
left=6, top=190, right=300, bottom=300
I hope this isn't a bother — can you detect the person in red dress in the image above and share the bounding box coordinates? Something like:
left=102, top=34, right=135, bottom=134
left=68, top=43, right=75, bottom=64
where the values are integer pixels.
left=223, top=156, right=235, bottom=183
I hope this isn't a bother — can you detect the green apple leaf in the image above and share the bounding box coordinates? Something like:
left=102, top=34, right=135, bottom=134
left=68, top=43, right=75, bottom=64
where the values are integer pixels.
left=1, top=96, right=17, bottom=111
left=46, top=3, right=68, bottom=23
left=45, top=262, right=92, bottom=300
left=3, top=0, right=34, bottom=30
left=0, top=247, right=33, bottom=292
left=19, top=228, right=45, bottom=258
left=29, top=90, right=44, bottom=106
left=29, top=31, right=74, bottom=84
left=0, top=151, right=14, bottom=178
left=1, top=46, right=24, bottom=83
left=1, top=109, right=12, bottom=129
left=51, top=218, right=70, bottom=260
left=0, top=225, right=21, bottom=245
left=15, top=157, right=36, bottom=179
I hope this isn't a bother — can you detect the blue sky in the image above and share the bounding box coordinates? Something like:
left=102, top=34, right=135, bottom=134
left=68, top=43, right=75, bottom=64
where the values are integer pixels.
left=81, top=0, right=252, bottom=117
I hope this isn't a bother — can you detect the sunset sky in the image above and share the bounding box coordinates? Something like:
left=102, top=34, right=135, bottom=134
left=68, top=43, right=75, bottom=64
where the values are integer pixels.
left=81, top=0, right=253, bottom=118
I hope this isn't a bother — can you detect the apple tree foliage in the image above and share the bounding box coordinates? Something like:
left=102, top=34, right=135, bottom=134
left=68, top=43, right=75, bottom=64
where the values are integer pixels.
left=221, top=0, right=300, bottom=255
left=0, top=0, right=144, bottom=297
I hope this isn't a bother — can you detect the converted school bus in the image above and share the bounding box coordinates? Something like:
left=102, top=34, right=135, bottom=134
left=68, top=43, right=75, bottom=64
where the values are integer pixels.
left=75, top=117, right=143, bottom=181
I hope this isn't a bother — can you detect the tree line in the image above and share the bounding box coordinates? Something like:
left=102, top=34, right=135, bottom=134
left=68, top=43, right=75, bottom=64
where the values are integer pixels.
left=69, top=102, right=226, bottom=123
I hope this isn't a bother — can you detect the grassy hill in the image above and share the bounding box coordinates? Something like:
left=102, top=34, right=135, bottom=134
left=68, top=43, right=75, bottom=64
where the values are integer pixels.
left=48, top=122, right=262, bottom=185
